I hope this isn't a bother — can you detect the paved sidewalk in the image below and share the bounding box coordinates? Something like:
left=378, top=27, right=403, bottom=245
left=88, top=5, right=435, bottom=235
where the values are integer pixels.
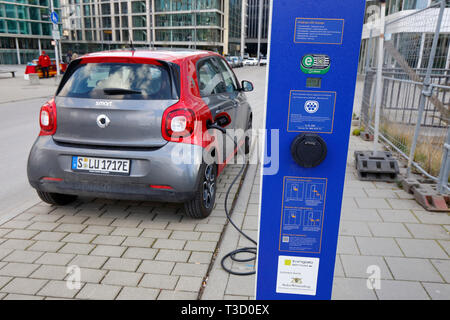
left=0, top=65, right=57, bottom=104
left=203, top=133, right=450, bottom=300
left=0, top=66, right=266, bottom=300
left=0, top=164, right=244, bottom=300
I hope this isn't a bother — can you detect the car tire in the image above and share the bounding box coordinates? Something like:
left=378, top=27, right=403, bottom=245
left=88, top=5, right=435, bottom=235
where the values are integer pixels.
left=184, top=162, right=217, bottom=219
left=36, top=191, right=77, bottom=206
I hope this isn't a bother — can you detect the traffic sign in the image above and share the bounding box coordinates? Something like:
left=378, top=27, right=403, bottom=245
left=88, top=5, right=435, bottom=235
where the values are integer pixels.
left=52, top=30, right=60, bottom=40
left=51, top=11, right=59, bottom=24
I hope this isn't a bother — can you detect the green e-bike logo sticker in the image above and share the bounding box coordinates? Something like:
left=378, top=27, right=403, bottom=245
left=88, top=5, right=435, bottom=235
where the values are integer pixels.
left=301, top=54, right=331, bottom=75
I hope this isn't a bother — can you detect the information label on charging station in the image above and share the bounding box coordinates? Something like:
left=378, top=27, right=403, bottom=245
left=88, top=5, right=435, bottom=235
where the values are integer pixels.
left=256, top=1, right=365, bottom=300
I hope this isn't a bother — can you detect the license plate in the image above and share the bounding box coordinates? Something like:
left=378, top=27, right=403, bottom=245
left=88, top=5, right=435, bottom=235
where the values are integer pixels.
left=71, top=156, right=130, bottom=175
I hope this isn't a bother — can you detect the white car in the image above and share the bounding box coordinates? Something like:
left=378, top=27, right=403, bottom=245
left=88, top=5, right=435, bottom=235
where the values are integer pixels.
left=243, top=58, right=258, bottom=66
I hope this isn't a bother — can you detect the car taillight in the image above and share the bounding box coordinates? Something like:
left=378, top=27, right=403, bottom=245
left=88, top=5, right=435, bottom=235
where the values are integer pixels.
left=164, top=108, right=195, bottom=141
left=39, top=99, right=57, bottom=136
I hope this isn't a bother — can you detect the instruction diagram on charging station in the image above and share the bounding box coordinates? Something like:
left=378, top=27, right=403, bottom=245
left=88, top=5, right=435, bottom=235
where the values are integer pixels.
left=294, top=18, right=345, bottom=45
left=280, top=177, right=327, bottom=253
left=287, top=90, right=336, bottom=133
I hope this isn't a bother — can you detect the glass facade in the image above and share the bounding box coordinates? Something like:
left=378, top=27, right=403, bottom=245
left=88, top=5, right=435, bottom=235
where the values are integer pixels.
left=245, top=0, right=269, bottom=56
left=155, top=0, right=221, bottom=12
left=60, top=0, right=231, bottom=54
left=153, top=0, right=223, bottom=50
left=359, top=0, right=450, bottom=73
left=0, top=0, right=62, bottom=64
left=387, top=0, right=429, bottom=14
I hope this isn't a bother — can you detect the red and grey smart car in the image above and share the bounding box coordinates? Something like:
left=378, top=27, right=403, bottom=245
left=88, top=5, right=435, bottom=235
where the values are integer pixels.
left=27, top=49, right=253, bottom=219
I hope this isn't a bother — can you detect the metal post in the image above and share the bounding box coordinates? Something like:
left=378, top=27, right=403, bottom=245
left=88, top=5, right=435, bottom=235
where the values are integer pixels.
left=437, top=127, right=450, bottom=194
left=99, top=1, right=104, bottom=51
left=366, top=28, right=376, bottom=130
left=241, top=0, right=247, bottom=59
left=368, top=71, right=377, bottom=130
left=15, top=37, right=21, bottom=65
left=50, top=0, right=60, bottom=77
left=257, top=0, right=263, bottom=63
left=417, top=33, right=426, bottom=69
left=193, top=0, right=197, bottom=50
left=373, top=0, right=386, bottom=153
left=406, top=0, right=446, bottom=178
left=365, top=29, right=373, bottom=74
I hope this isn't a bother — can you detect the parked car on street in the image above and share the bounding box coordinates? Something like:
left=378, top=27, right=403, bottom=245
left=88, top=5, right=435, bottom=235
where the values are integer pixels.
left=225, top=55, right=236, bottom=68
left=27, top=49, right=254, bottom=219
left=243, top=58, right=258, bottom=66
left=259, top=57, right=268, bottom=66
left=231, top=56, right=242, bottom=68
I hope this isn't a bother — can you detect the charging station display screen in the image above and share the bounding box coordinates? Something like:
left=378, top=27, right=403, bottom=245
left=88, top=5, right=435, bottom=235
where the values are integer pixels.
left=256, top=0, right=365, bottom=300
left=306, top=78, right=322, bottom=88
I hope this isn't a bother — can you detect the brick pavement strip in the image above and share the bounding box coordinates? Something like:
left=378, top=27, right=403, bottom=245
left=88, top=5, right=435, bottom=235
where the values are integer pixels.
left=0, top=164, right=243, bottom=300
left=202, top=133, right=450, bottom=300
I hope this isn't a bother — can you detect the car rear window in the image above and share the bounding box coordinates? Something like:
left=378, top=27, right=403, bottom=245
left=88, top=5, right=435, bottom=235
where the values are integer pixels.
left=58, top=63, right=173, bottom=100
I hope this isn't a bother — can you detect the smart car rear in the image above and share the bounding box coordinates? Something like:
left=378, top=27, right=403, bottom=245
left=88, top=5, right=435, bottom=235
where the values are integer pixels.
left=27, top=50, right=253, bottom=219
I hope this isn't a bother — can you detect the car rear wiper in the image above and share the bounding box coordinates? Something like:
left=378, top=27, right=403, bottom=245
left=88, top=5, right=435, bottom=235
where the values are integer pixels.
left=103, top=88, right=142, bottom=95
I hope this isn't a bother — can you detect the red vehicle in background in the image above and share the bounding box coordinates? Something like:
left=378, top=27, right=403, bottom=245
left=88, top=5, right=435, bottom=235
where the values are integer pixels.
left=24, top=58, right=67, bottom=79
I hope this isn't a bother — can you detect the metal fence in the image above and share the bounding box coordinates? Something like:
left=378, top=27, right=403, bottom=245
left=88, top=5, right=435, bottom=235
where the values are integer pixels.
left=361, top=0, right=450, bottom=193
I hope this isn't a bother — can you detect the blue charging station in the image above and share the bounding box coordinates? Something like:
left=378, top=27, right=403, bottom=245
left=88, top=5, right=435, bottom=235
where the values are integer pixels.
left=256, top=1, right=366, bottom=300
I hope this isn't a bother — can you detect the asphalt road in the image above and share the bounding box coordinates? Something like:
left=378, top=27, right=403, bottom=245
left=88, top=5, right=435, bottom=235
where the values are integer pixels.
left=0, top=97, right=50, bottom=221
left=0, top=66, right=267, bottom=222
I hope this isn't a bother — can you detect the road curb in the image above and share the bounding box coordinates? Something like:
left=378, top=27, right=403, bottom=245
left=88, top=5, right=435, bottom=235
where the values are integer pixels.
left=200, top=143, right=259, bottom=300
left=0, top=95, right=52, bottom=105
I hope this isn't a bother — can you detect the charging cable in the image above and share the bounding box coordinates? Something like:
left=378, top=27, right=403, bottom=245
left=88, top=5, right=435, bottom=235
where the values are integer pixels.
left=207, top=123, right=257, bottom=276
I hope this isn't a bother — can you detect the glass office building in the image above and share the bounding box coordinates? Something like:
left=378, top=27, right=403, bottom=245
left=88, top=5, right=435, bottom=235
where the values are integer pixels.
left=358, top=0, right=450, bottom=73
left=245, top=0, right=268, bottom=56
left=0, top=0, right=63, bottom=64
left=61, top=0, right=243, bottom=56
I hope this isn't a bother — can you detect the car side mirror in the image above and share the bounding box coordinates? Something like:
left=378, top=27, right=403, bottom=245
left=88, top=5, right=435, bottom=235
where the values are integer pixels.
left=241, top=80, right=254, bottom=92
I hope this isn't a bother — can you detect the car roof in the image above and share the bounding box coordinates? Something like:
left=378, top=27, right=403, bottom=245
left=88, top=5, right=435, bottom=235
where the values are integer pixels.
left=80, top=49, right=217, bottom=63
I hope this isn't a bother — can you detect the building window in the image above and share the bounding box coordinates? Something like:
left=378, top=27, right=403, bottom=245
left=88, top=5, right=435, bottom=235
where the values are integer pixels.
left=42, top=23, right=51, bottom=36
left=5, top=4, right=16, bottom=19
left=31, top=22, right=41, bottom=35
left=197, top=29, right=220, bottom=42
left=132, top=1, right=146, bottom=13
left=197, top=12, right=220, bottom=26
left=17, top=6, right=29, bottom=20
left=6, top=20, right=18, bottom=34
left=102, top=17, right=111, bottom=28
left=121, top=2, right=128, bottom=14
left=403, top=0, right=428, bottom=10
left=123, top=29, right=129, bottom=42
left=85, top=30, right=92, bottom=41
left=83, top=5, right=91, bottom=16
left=101, top=3, right=111, bottom=15
left=121, top=16, right=128, bottom=28
left=133, top=29, right=147, bottom=42
left=0, top=21, right=6, bottom=34
left=132, top=15, right=146, bottom=28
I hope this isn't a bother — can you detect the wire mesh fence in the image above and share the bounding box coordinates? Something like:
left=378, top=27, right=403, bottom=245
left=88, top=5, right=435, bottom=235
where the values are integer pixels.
left=361, top=0, right=450, bottom=188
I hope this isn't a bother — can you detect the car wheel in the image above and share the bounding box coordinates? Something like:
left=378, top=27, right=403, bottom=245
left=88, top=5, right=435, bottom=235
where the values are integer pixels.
left=184, top=163, right=217, bottom=219
left=36, top=190, right=77, bottom=206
